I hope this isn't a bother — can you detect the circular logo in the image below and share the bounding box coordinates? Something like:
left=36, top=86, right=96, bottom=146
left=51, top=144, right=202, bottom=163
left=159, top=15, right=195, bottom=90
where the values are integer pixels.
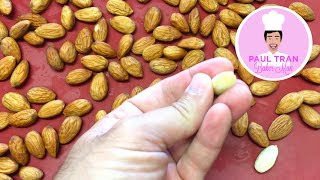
left=235, top=6, right=313, bottom=81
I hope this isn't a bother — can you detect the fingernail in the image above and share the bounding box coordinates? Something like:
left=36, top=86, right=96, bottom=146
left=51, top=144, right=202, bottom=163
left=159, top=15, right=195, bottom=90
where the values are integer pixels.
left=185, top=73, right=211, bottom=96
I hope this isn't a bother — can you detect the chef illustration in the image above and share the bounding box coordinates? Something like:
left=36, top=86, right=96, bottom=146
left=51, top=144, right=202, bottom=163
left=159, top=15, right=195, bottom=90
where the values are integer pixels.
left=259, top=11, right=289, bottom=67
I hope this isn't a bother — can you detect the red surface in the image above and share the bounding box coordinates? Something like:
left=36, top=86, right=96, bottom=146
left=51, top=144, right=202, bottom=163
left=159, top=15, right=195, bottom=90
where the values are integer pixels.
left=0, top=0, right=319, bottom=179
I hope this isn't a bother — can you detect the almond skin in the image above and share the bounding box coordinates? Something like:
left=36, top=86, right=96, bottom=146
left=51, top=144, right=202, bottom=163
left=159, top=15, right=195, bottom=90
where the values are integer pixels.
left=46, top=45, right=64, bottom=71
left=214, top=48, right=239, bottom=70
left=70, top=0, right=92, bottom=8
left=0, top=20, right=8, bottom=41
left=120, top=56, right=143, bottom=78
left=299, top=104, right=320, bottom=129
left=230, top=31, right=236, bottom=46
left=248, top=122, right=270, bottom=148
left=81, top=55, right=108, bottom=72
left=299, top=90, right=320, bottom=105
left=250, top=81, right=279, bottom=96
left=149, top=58, right=177, bottom=75
left=182, top=50, right=205, bottom=70
left=212, top=20, right=230, bottom=48
left=91, top=41, right=116, bottom=58
left=19, top=166, right=44, bottom=180
left=17, top=13, right=47, bottom=30
left=117, top=34, right=134, bottom=59
left=142, top=44, right=165, bottom=62
left=301, top=68, right=320, bottom=84
left=8, top=109, right=38, bottom=128
left=0, top=56, right=16, bottom=81
left=75, top=27, right=93, bottom=54
left=189, top=7, right=200, bottom=34
left=132, top=36, right=155, bottom=55
left=153, top=26, right=182, bottom=42
left=199, top=0, right=219, bottom=13
left=179, top=0, right=197, bottom=14
left=163, top=46, right=188, bottom=61
left=232, top=112, right=249, bottom=137
left=30, top=0, right=52, bottom=13
left=23, top=31, right=44, bottom=46
left=41, top=126, right=59, bottom=158
left=200, top=14, right=216, bottom=37
left=227, top=3, right=256, bottom=16
left=35, top=23, right=66, bottom=39
left=0, top=112, right=10, bottom=130
left=289, top=2, right=315, bottom=21
left=108, top=61, right=129, bottom=81
left=63, top=99, right=92, bottom=117
left=106, top=0, right=133, bottom=16
left=59, top=116, right=82, bottom=144
left=0, top=157, right=19, bottom=174
left=90, top=72, right=108, bottom=101
left=112, top=93, right=130, bottom=110
left=1, top=37, right=21, bottom=62
left=59, top=40, right=77, bottom=64
left=10, top=59, right=29, bottom=87
left=0, top=143, right=9, bottom=156
left=38, top=100, right=65, bottom=118
left=2, top=92, right=30, bottom=112
left=9, top=20, right=31, bottom=39
left=93, top=18, right=107, bottom=42
left=65, top=68, right=92, bottom=85
left=219, top=9, right=243, bottom=28
left=177, top=37, right=205, bottom=50
left=144, top=7, right=161, bottom=33
left=75, top=7, right=102, bottom=23
left=268, top=115, right=294, bottom=141
left=110, top=16, right=136, bottom=34
left=276, top=92, right=304, bottom=114
left=25, top=131, right=46, bottom=159
left=27, top=87, right=56, bottom=104
left=9, top=136, right=29, bottom=165
left=61, top=5, right=75, bottom=31
left=170, top=13, right=190, bottom=33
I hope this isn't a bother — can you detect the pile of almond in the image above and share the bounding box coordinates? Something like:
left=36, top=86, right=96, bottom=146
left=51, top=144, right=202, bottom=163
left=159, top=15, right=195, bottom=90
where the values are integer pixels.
left=0, top=0, right=319, bottom=178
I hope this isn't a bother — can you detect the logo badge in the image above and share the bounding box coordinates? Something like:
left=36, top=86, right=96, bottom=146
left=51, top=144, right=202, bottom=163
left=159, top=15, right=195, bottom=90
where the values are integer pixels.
left=236, top=6, right=313, bottom=81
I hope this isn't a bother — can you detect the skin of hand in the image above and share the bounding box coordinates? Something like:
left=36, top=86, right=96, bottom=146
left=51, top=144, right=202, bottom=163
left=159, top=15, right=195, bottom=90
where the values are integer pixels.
left=55, top=58, right=252, bottom=180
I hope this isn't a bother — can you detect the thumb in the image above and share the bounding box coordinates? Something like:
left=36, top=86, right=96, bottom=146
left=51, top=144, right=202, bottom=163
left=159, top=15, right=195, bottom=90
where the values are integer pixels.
left=129, top=73, right=214, bottom=150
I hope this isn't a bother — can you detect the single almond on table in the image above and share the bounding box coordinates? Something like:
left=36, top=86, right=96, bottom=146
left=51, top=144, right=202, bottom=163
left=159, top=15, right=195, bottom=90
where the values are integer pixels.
left=248, top=122, right=270, bottom=148
left=117, top=34, right=134, bottom=59
left=91, top=41, right=116, bottom=58
left=268, top=114, right=294, bottom=141
left=301, top=68, right=320, bottom=84
left=1, top=37, right=21, bottom=62
left=177, top=37, right=205, bottom=50
left=59, top=116, right=82, bottom=144
left=59, top=40, right=77, bottom=64
left=199, top=0, right=219, bottom=13
left=70, top=0, right=92, bottom=8
left=227, top=3, right=256, bottom=17
left=0, top=157, right=19, bottom=175
left=74, top=7, right=102, bottom=22
left=142, top=44, right=165, bottom=62
left=0, top=143, right=8, bottom=156
left=108, top=61, right=129, bottom=81
left=275, top=92, right=304, bottom=114
left=75, top=27, right=93, bottom=54
left=90, top=72, right=108, bottom=101
left=250, top=81, right=279, bottom=96
left=25, top=131, right=46, bottom=159
left=19, top=166, right=44, bottom=180
left=219, top=9, right=243, bottom=28
left=214, top=48, right=239, bottom=70
left=289, top=2, right=315, bottom=21
left=120, top=56, right=143, bottom=78
left=81, top=55, right=108, bottom=72
left=179, top=0, right=197, bottom=14
left=9, top=20, right=31, bottom=39
left=112, top=93, right=130, bottom=110
left=61, top=5, right=75, bottom=31
left=0, top=112, right=10, bottom=130
left=27, top=87, right=56, bottom=104
left=189, top=7, right=200, bottom=34
left=132, top=36, right=155, bottom=55
left=9, top=136, right=29, bottom=165
left=298, top=104, right=320, bottom=129
left=95, top=110, right=107, bottom=122
left=106, top=0, right=133, bottom=16
left=63, top=99, right=92, bottom=117
left=144, top=7, right=161, bottom=33
left=23, top=31, right=44, bottom=46
left=164, top=0, right=179, bottom=6
left=30, top=0, right=52, bottom=13
left=232, top=112, right=249, bottom=137
left=110, top=16, right=136, bottom=34
left=8, top=109, right=38, bottom=128
left=35, top=23, right=66, bottom=39
left=93, top=18, right=107, bottom=42
left=149, top=58, right=178, bottom=75
left=212, top=20, right=230, bottom=48
left=42, top=126, right=59, bottom=158
left=299, top=90, right=320, bottom=105
left=163, top=46, right=187, bottom=61
left=46, top=45, right=64, bottom=71
left=182, top=50, right=205, bottom=70
left=38, top=100, right=65, bottom=118
left=170, top=13, right=190, bottom=33
left=200, top=14, right=216, bottom=37
left=2, top=92, right=30, bottom=112
left=65, top=68, right=92, bottom=85
left=309, top=45, right=320, bottom=62
left=10, top=59, right=29, bottom=87
left=153, top=26, right=182, bottom=42
left=0, top=56, right=16, bottom=81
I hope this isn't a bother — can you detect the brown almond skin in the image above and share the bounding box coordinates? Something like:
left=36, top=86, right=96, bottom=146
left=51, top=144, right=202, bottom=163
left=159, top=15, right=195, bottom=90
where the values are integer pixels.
left=38, top=100, right=65, bottom=118
left=177, top=37, right=205, bottom=50
left=70, top=0, right=92, bottom=8
left=299, top=104, right=320, bottom=129
left=117, top=34, right=134, bottom=59
left=248, top=122, right=269, bottom=148
left=163, top=46, right=188, bottom=61
left=81, top=55, right=108, bottom=72
left=214, top=48, right=239, bottom=70
left=182, top=50, right=205, bottom=70
left=144, top=7, right=162, bottom=33
left=0, top=112, right=10, bottom=130
left=199, top=0, right=219, bottom=13
left=59, top=116, right=82, bottom=144
left=131, top=86, right=144, bottom=97
left=93, top=18, right=107, bottom=42
left=200, top=14, right=216, bottom=37
left=237, top=63, right=254, bottom=85
left=299, top=90, right=320, bottom=105
left=30, top=0, right=52, bottom=14
left=8, top=109, right=38, bottom=128
left=112, top=93, right=130, bottom=110
left=227, top=3, right=256, bottom=17
left=27, top=87, right=56, bottom=104
left=1, top=37, right=21, bottom=62
left=110, top=16, right=136, bottom=34
left=75, top=27, right=93, bottom=54
left=19, top=166, right=44, bottom=180
left=108, top=61, right=129, bottom=81
left=9, top=136, right=29, bottom=165
left=232, top=112, right=248, bottom=137
left=164, top=0, right=179, bottom=6
left=65, top=68, right=92, bottom=85
left=74, top=7, right=102, bottom=23
left=179, top=0, right=197, bottom=14
left=170, top=13, right=190, bottom=33
left=9, top=20, right=31, bottom=40
left=189, top=7, right=200, bottom=34
left=229, top=31, right=236, bottom=46
left=0, top=56, right=16, bottom=81
left=106, top=0, right=133, bottom=16
left=212, top=20, right=230, bottom=48
left=250, top=81, right=279, bottom=96
left=61, top=5, right=75, bottom=31
left=2, top=92, right=30, bottom=112
left=25, top=131, right=46, bottom=159
left=35, top=23, right=66, bottom=39
left=289, top=2, right=315, bottom=21
left=219, top=9, right=243, bottom=28
left=23, top=31, right=44, bottom=46
left=90, top=72, right=108, bottom=101
left=91, top=41, right=116, bottom=58
left=301, top=68, right=320, bottom=84
left=268, top=114, right=294, bottom=141
left=142, top=44, right=165, bottom=62
left=63, top=99, right=92, bottom=117
left=42, top=126, right=59, bottom=158
left=46, top=45, right=64, bottom=71
left=0, top=20, right=8, bottom=41
left=59, top=40, right=77, bottom=64
left=120, top=56, right=143, bottom=78
left=132, top=36, right=155, bottom=55
left=149, top=58, right=177, bottom=75
left=17, top=13, right=47, bottom=30
left=10, top=59, right=29, bottom=87
left=0, top=157, right=19, bottom=174
left=0, top=143, right=9, bottom=156
left=276, top=92, right=304, bottom=114
left=153, top=26, right=182, bottom=42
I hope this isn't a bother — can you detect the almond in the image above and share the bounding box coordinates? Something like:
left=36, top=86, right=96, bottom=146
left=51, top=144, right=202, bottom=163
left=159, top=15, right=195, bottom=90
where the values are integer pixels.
left=309, top=45, right=320, bottom=62
left=112, top=93, right=130, bottom=110
left=301, top=68, right=320, bottom=84
left=236, top=0, right=253, bottom=3
left=110, top=16, right=136, bottom=34
left=56, top=0, right=68, bottom=4
left=38, top=100, right=65, bottom=118
left=65, top=68, right=92, bottom=85
left=153, top=26, right=182, bottom=42
left=8, top=109, right=38, bottom=128
left=231, top=112, right=249, bottom=137
left=219, top=9, right=243, bottom=28
left=170, top=13, right=190, bottom=33
left=117, top=34, right=134, bottom=59
left=1, top=37, right=21, bottom=62
left=41, top=126, right=59, bottom=158
left=120, top=56, right=143, bottom=78
left=106, top=0, right=133, bottom=16
left=212, top=20, right=230, bottom=48
left=164, top=0, right=179, bottom=6
left=0, top=112, right=10, bottom=130
left=189, top=7, right=200, bottom=34
left=132, top=36, right=155, bottom=55
left=298, top=104, right=320, bottom=129
left=108, top=61, right=129, bottom=81
left=248, top=122, right=269, bottom=148
left=95, top=110, right=107, bottom=122
left=182, top=50, right=205, bottom=70
left=59, top=40, right=76, bottom=64
left=163, top=46, right=187, bottom=61
left=0, top=56, right=16, bottom=81
left=254, top=145, right=278, bottom=174
left=199, top=0, right=219, bottom=13
left=26, top=87, right=56, bottom=104
left=19, top=166, right=43, bottom=180
left=35, top=23, right=66, bottom=39
left=46, top=45, right=64, bottom=71
left=75, top=7, right=102, bottom=22
left=81, top=55, right=108, bottom=72
left=299, top=90, right=320, bottom=105
left=0, top=20, right=8, bottom=41
left=9, top=136, right=29, bottom=165
left=9, top=20, right=31, bottom=39
left=61, top=5, right=75, bottom=31
left=276, top=92, right=303, bottom=114
left=212, top=71, right=237, bottom=95
left=149, top=58, right=177, bottom=75
left=214, top=48, right=239, bottom=70
left=149, top=78, right=162, bottom=87
left=93, top=18, right=107, bottom=42
left=289, top=2, right=315, bottom=21
left=144, top=7, right=161, bottom=33
left=0, top=157, right=19, bottom=174
left=250, top=81, right=279, bottom=96
left=2, top=92, right=30, bottom=112
left=131, top=86, right=144, bottom=97
left=268, top=114, right=293, bottom=141
left=230, top=30, right=236, bottom=46
left=0, top=0, right=12, bottom=15
left=17, top=13, right=47, bottom=30
left=216, top=0, right=228, bottom=5
left=227, top=3, right=256, bottom=16
left=75, top=27, right=93, bottom=54
left=63, top=99, right=92, bottom=117
left=237, top=63, right=254, bottom=85
left=70, top=0, right=92, bottom=8
left=90, top=72, right=108, bottom=101
left=142, top=44, right=165, bottom=62
left=25, top=131, right=45, bottom=159
left=59, top=116, right=82, bottom=144
left=200, top=14, right=216, bottom=37
left=0, top=143, right=8, bottom=156
left=177, top=37, right=205, bottom=50
left=10, top=59, right=29, bottom=87
left=179, top=0, right=197, bottom=14
left=23, top=31, right=44, bottom=46
left=0, top=172, right=12, bottom=179
left=91, top=41, right=116, bottom=58
left=30, top=0, right=52, bottom=13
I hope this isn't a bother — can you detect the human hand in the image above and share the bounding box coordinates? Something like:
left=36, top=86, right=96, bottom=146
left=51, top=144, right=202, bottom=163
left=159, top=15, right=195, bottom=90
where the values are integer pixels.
left=55, top=58, right=252, bottom=180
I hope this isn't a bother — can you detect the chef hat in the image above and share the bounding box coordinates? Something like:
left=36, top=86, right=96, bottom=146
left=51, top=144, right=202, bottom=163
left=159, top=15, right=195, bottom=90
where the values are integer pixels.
left=262, top=11, right=285, bottom=31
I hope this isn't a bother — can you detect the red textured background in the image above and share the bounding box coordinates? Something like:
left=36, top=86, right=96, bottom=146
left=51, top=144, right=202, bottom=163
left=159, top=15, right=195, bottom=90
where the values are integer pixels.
left=0, top=0, right=319, bottom=179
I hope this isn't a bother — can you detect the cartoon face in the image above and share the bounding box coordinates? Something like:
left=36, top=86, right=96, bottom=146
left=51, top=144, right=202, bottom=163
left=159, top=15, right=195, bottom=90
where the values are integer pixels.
left=265, top=32, right=281, bottom=52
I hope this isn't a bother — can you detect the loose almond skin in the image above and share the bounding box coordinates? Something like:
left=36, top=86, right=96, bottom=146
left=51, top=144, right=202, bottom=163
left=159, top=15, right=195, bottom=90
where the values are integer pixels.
left=142, top=44, right=165, bottom=62
left=0, top=0, right=12, bottom=15
left=61, top=5, right=75, bottom=31
left=0, top=143, right=8, bottom=156
left=90, top=72, right=108, bottom=101
left=0, top=112, right=10, bottom=130
left=177, top=37, right=205, bottom=50
left=212, top=20, right=230, bottom=48
left=268, top=114, right=294, bottom=141
left=1, top=37, right=21, bottom=62
left=38, top=100, right=65, bottom=118
left=153, top=26, right=182, bottom=42
left=0, top=56, right=16, bottom=81
left=106, top=0, right=133, bottom=16
left=299, top=90, right=320, bottom=105
left=65, top=68, right=93, bottom=85
left=131, top=86, right=144, bottom=97
left=120, top=56, right=143, bottom=78
left=25, top=131, right=46, bottom=159
left=299, top=104, right=320, bottom=129
left=95, top=110, right=107, bottom=122
left=170, top=13, right=190, bottom=33
left=309, top=45, right=320, bottom=62
left=227, top=3, right=256, bottom=17
left=23, top=31, right=44, bottom=46
left=276, top=92, right=304, bottom=114
left=27, top=87, right=56, bottom=104
left=41, top=126, right=59, bottom=158
left=108, top=61, right=129, bottom=81
left=81, top=55, right=108, bottom=72
left=248, top=122, right=270, bottom=148
left=93, top=18, right=108, bottom=42
left=9, top=136, right=29, bottom=165
left=19, top=166, right=44, bottom=180
left=214, top=48, right=239, bottom=70
left=46, top=45, right=64, bottom=71
left=2, top=92, right=30, bottom=112
left=9, top=20, right=31, bottom=40
left=0, top=20, right=8, bottom=41
left=237, top=63, right=254, bottom=85
left=35, top=23, right=66, bottom=39
left=301, top=68, right=320, bottom=84
left=17, top=13, right=48, bottom=30
left=250, top=81, right=279, bottom=96
left=75, top=27, right=93, bottom=54
left=182, top=50, right=205, bottom=70
left=59, top=116, right=82, bottom=144
left=63, top=99, right=92, bottom=117
left=8, top=109, right=38, bottom=128
left=75, top=7, right=102, bottom=23
left=112, top=93, right=130, bottom=110
left=149, top=58, right=177, bottom=75
left=70, top=0, right=92, bottom=8
left=163, top=46, right=188, bottom=61
left=110, top=16, right=136, bottom=34
left=189, top=7, right=200, bottom=34
left=232, top=112, right=249, bottom=137
left=144, top=7, right=161, bottom=33
left=10, top=59, right=29, bottom=87
left=30, top=0, right=52, bottom=13
left=179, top=0, right=197, bottom=14
left=219, top=9, right=243, bottom=28
left=59, top=40, right=77, bottom=64
left=199, top=0, right=219, bottom=13
left=117, top=34, right=134, bottom=59
left=91, top=41, right=116, bottom=58
left=132, top=36, right=155, bottom=55
left=200, top=14, right=216, bottom=37
left=289, top=2, right=315, bottom=21
left=0, top=157, right=19, bottom=174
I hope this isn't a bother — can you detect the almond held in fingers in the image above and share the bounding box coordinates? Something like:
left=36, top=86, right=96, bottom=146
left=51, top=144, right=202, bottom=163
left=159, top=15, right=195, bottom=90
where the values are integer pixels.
left=212, top=71, right=237, bottom=95
left=90, top=72, right=108, bottom=101
left=59, top=116, right=82, bottom=144
left=232, top=112, right=249, bottom=137
left=182, top=50, right=205, bottom=70
left=250, top=81, right=279, bottom=96
left=275, top=92, right=303, bottom=114
left=268, top=115, right=294, bottom=141
left=25, top=131, right=46, bottom=159
left=9, top=136, right=29, bottom=165
left=41, top=126, right=59, bottom=158
left=120, top=56, right=143, bottom=78
left=144, top=7, right=161, bottom=33
left=298, top=104, right=320, bottom=129
left=248, top=122, right=270, bottom=148
left=65, top=68, right=92, bottom=85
